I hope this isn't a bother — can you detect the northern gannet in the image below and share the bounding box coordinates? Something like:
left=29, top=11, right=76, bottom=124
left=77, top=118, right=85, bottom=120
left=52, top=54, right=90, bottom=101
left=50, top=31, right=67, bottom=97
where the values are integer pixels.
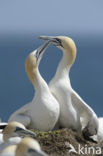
left=8, top=41, right=60, bottom=131
left=16, top=137, right=48, bottom=156
left=39, top=36, right=99, bottom=137
left=0, top=121, right=36, bottom=152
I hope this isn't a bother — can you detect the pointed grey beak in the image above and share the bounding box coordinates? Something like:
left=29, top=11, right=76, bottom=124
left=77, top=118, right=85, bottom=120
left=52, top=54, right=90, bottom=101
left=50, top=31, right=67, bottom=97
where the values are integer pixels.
left=35, top=40, right=50, bottom=61
left=15, top=127, right=36, bottom=137
left=39, top=36, right=63, bottom=47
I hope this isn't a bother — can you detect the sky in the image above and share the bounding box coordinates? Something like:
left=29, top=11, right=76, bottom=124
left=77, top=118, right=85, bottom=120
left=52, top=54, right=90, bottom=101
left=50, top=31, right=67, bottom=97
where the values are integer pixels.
left=0, top=0, right=103, bottom=121
left=0, top=0, right=103, bottom=35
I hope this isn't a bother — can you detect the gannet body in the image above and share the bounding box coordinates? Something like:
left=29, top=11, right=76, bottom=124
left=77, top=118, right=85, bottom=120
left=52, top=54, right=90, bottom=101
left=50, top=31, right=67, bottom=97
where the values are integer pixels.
left=16, top=137, right=48, bottom=156
left=0, top=121, right=36, bottom=152
left=39, top=36, right=99, bottom=136
left=8, top=42, right=60, bottom=131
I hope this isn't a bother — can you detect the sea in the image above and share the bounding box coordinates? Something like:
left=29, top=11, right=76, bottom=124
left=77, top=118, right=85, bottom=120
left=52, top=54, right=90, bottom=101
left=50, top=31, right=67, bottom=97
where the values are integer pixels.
left=0, top=33, right=103, bottom=121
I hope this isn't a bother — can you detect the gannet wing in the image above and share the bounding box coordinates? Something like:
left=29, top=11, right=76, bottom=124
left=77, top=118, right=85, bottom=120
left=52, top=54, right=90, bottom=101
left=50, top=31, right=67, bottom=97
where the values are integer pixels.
left=71, top=89, right=98, bottom=128
left=8, top=103, right=31, bottom=127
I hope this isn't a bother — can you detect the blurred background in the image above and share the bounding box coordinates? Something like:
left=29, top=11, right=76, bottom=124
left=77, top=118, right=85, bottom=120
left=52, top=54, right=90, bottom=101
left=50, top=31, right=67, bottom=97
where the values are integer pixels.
left=0, top=0, right=103, bottom=121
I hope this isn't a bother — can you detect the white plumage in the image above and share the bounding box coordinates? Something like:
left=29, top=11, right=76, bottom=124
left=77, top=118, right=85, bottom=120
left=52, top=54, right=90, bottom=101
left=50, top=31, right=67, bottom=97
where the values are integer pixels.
left=8, top=41, right=60, bottom=131
left=15, top=137, right=48, bottom=156
left=0, top=121, right=36, bottom=153
left=39, top=36, right=99, bottom=137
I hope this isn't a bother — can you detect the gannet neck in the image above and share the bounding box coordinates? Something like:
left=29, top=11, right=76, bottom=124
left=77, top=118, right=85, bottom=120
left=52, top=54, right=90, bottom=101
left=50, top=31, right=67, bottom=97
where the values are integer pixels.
left=54, top=49, right=73, bottom=80
left=25, top=53, right=48, bottom=90
left=28, top=67, right=49, bottom=91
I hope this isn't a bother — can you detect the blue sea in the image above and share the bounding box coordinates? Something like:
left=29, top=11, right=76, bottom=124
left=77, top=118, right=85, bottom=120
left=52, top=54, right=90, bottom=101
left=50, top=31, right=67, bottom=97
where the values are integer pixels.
left=0, top=33, right=103, bottom=121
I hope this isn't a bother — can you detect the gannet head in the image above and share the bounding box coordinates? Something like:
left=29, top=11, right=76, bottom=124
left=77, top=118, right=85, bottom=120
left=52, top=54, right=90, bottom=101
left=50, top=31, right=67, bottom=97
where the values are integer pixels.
left=16, top=137, right=48, bottom=156
left=25, top=41, right=50, bottom=69
left=25, top=41, right=50, bottom=85
left=3, top=121, right=36, bottom=142
left=39, top=36, right=77, bottom=66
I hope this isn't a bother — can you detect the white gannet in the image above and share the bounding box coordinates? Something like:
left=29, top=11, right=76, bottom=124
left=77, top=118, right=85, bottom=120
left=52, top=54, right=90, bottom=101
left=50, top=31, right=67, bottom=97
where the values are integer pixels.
left=39, top=36, right=99, bottom=137
left=8, top=41, right=60, bottom=131
left=0, top=121, right=36, bottom=152
left=16, top=137, right=48, bottom=156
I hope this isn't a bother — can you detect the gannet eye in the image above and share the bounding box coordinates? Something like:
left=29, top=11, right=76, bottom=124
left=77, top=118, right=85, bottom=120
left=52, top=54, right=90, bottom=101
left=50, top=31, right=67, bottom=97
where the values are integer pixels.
left=55, top=38, right=61, bottom=44
left=15, top=126, right=24, bottom=132
left=39, top=36, right=63, bottom=48
left=53, top=38, right=63, bottom=47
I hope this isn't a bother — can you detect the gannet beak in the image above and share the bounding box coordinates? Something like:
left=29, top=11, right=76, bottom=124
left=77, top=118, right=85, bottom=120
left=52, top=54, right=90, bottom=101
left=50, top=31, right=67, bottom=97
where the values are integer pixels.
left=15, top=127, right=36, bottom=137
left=39, top=36, right=63, bottom=47
left=34, top=40, right=50, bottom=62
left=28, top=148, right=48, bottom=156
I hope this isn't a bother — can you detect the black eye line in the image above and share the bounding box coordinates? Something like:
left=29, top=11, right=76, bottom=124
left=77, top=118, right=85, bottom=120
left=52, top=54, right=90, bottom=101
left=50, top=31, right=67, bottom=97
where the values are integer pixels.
left=39, top=41, right=49, bottom=55
left=55, top=38, right=63, bottom=47
left=28, top=148, right=36, bottom=153
left=35, top=51, right=39, bottom=61
left=15, top=127, right=24, bottom=132
left=36, top=41, right=50, bottom=60
left=55, top=38, right=61, bottom=42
